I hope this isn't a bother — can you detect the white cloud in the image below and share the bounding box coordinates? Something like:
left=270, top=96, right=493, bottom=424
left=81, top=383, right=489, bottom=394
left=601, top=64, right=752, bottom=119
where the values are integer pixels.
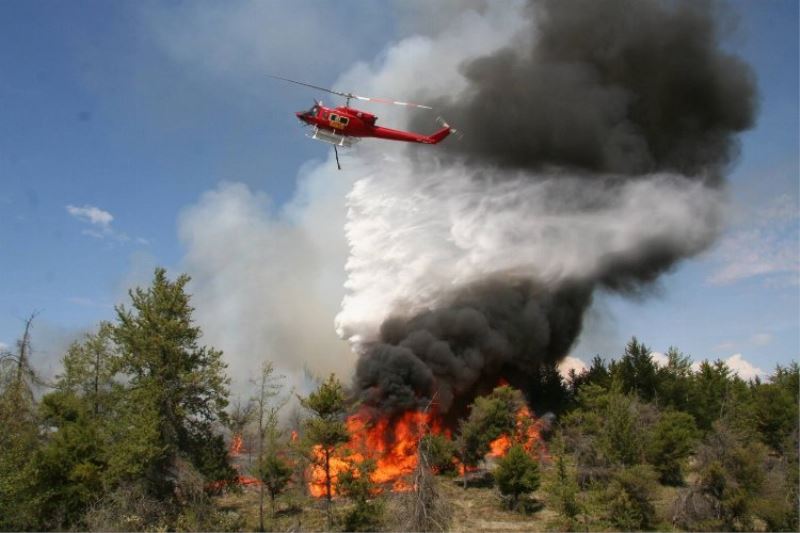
left=66, top=204, right=137, bottom=243
left=723, top=353, right=764, bottom=380
left=710, top=193, right=799, bottom=285
left=692, top=353, right=764, bottom=381
left=558, top=356, right=588, bottom=380
left=650, top=351, right=668, bottom=367
left=0, top=341, right=8, bottom=353
left=66, top=204, right=113, bottom=228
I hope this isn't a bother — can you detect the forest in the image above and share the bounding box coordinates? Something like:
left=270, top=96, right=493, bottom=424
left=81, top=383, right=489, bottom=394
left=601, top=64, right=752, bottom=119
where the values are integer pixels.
left=1, top=268, right=797, bottom=532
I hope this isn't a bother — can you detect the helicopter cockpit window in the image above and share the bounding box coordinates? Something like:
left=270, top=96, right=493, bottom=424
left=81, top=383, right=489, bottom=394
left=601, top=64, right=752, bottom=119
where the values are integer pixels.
left=308, top=105, right=318, bottom=116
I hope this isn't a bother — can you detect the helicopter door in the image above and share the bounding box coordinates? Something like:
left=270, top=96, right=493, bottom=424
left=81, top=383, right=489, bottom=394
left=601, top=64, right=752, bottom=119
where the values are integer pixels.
left=328, top=114, right=349, bottom=130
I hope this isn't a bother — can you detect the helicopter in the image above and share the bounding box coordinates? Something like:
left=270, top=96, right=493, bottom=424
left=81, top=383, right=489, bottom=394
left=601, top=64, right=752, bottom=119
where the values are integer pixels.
left=270, top=76, right=457, bottom=169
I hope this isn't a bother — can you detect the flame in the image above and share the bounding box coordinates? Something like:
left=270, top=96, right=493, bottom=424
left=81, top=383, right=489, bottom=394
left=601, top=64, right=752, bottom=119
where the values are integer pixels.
left=307, top=409, right=440, bottom=497
left=487, top=404, right=543, bottom=458
left=306, top=391, right=546, bottom=497
left=230, top=432, right=245, bottom=455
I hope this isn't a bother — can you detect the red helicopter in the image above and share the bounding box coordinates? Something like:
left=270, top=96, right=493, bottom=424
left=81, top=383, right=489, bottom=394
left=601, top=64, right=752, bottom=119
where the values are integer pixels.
left=271, top=76, right=456, bottom=169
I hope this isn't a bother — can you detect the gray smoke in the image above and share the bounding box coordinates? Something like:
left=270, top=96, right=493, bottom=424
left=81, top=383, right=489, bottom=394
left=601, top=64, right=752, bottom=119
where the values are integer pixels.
left=347, top=0, right=757, bottom=417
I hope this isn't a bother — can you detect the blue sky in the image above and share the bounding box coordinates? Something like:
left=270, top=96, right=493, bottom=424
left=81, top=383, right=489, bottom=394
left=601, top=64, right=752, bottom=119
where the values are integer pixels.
left=0, top=1, right=797, bottom=381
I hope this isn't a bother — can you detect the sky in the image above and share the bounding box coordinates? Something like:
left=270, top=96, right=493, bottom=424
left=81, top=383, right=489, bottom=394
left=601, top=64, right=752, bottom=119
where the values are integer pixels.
left=0, top=1, right=797, bottom=388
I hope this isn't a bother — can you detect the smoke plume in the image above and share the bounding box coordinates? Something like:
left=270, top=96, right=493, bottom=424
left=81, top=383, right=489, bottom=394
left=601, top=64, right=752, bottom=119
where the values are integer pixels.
left=419, top=0, right=757, bottom=182
left=339, top=0, right=757, bottom=416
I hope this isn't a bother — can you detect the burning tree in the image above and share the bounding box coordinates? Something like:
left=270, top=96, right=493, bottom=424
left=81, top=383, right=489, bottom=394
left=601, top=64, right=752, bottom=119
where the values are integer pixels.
left=300, top=374, right=349, bottom=528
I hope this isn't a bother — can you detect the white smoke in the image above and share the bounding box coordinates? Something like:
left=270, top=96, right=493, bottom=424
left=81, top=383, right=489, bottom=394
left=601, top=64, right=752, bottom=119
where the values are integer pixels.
left=336, top=161, right=724, bottom=349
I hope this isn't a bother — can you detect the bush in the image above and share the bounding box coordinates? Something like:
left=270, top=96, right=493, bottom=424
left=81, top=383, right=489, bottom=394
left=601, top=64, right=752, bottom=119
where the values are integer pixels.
left=494, top=445, right=540, bottom=510
left=605, top=465, right=658, bottom=531
left=420, top=433, right=457, bottom=474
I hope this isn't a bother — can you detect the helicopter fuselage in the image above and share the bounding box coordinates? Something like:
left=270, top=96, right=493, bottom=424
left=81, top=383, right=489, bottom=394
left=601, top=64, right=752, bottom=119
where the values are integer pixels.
left=295, top=104, right=452, bottom=145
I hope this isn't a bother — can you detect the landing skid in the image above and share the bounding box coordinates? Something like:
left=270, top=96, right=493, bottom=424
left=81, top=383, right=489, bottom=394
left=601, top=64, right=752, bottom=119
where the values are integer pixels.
left=307, top=126, right=358, bottom=170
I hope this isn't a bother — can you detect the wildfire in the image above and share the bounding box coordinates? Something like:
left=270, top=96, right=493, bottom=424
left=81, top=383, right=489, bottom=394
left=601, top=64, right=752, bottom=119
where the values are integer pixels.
left=308, top=409, right=440, bottom=497
left=307, top=401, right=545, bottom=497
left=229, top=432, right=245, bottom=456
left=487, top=404, right=544, bottom=458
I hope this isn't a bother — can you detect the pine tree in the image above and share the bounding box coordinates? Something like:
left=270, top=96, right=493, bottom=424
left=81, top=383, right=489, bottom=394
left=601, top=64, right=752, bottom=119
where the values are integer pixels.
left=300, top=374, right=349, bottom=528
left=494, top=444, right=540, bottom=510
left=110, top=267, right=234, bottom=498
left=0, top=315, right=41, bottom=530
left=257, top=451, right=292, bottom=520
left=456, top=385, right=523, bottom=487
left=31, top=325, right=118, bottom=528
left=251, top=361, right=289, bottom=531
left=646, top=410, right=698, bottom=484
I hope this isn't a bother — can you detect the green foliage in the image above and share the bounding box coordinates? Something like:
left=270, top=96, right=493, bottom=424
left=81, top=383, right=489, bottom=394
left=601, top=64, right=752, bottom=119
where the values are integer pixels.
left=544, top=451, right=581, bottom=524
left=751, top=364, right=799, bottom=452
left=610, top=337, right=659, bottom=401
left=0, top=320, right=42, bottom=530
left=646, top=410, right=698, bottom=484
left=599, top=388, right=645, bottom=466
left=456, top=385, right=523, bottom=472
left=111, top=267, right=234, bottom=497
left=420, top=433, right=457, bottom=474
left=605, top=465, right=658, bottom=531
left=257, top=450, right=292, bottom=517
left=676, top=422, right=770, bottom=531
left=494, top=444, right=540, bottom=510
left=337, top=458, right=384, bottom=532
left=654, top=346, right=693, bottom=411
left=301, top=373, right=349, bottom=523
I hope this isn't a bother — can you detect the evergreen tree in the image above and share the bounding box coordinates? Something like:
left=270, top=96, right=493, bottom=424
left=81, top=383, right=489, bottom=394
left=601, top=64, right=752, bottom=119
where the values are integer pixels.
left=29, top=326, right=118, bottom=528
left=300, top=373, right=349, bottom=527
left=337, top=457, right=384, bottom=531
left=605, top=465, right=658, bottom=530
left=646, top=410, right=698, bottom=485
left=494, top=444, right=540, bottom=510
left=257, top=451, right=292, bottom=519
left=611, top=337, right=659, bottom=401
left=110, top=267, right=234, bottom=498
left=251, top=361, right=289, bottom=531
left=750, top=363, right=799, bottom=452
left=654, top=346, right=693, bottom=411
left=420, top=433, right=457, bottom=474
left=455, top=385, right=523, bottom=487
left=0, top=316, right=41, bottom=530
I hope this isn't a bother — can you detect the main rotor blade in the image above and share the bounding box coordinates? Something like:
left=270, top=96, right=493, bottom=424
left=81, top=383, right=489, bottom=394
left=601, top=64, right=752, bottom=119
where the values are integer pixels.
left=269, top=75, right=351, bottom=100
left=352, top=94, right=432, bottom=110
left=269, top=75, right=432, bottom=110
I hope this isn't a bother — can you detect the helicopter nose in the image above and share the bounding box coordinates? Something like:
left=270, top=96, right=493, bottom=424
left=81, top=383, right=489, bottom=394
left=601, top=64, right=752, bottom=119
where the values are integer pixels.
left=295, top=111, right=307, bottom=122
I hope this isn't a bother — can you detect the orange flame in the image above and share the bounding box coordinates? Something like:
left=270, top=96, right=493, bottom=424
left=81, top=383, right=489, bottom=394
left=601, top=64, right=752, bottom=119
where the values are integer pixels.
left=487, top=404, right=544, bottom=458
left=307, top=409, right=440, bottom=497
left=306, top=393, right=545, bottom=497
left=230, top=432, right=245, bottom=455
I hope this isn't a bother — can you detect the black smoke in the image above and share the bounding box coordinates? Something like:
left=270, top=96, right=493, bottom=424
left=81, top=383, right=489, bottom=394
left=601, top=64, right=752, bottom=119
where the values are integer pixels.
left=414, top=0, right=757, bottom=183
left=355, top=279, right=591, bottom=417
left=354, top=0, right=757, bottom=417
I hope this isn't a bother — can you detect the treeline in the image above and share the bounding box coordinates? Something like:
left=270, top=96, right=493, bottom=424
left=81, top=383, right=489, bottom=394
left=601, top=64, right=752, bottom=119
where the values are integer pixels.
left=0, top=269, right=237, bottom=531
left=541, top=340, right=799, bottom=531
left=0, top=268, right=798, bottom=532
